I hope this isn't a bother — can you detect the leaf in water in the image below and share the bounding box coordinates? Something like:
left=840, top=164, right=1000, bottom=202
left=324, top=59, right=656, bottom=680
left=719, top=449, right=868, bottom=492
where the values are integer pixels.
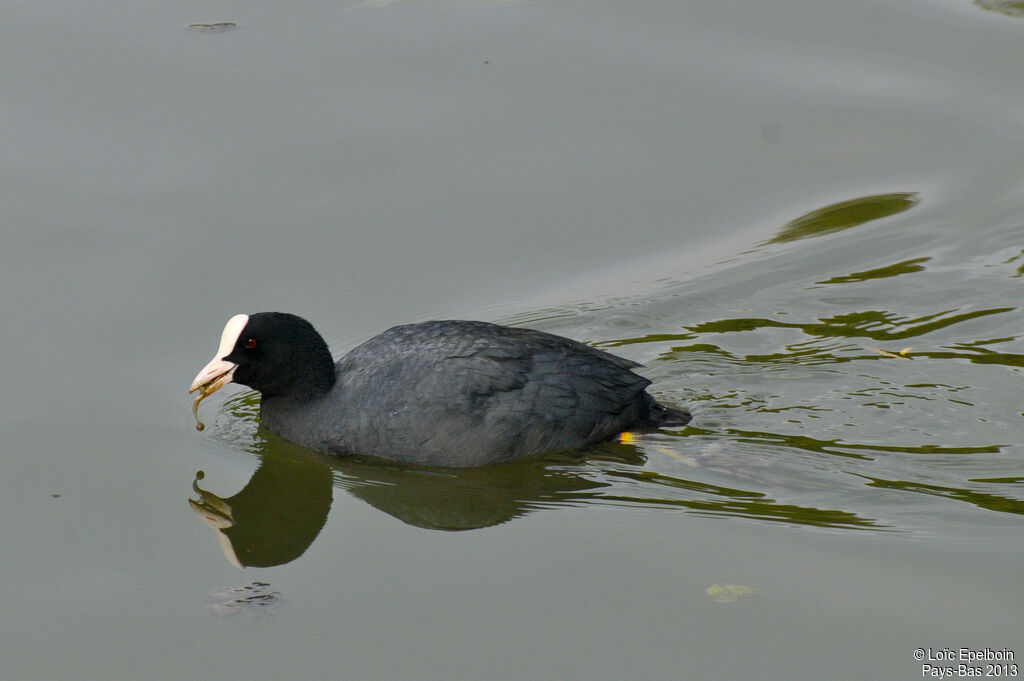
left=706, top=583, right=759, bottom=603
left=975, top=0, right=1024, bottom=17
left=770, top=193, right=919, bottom=244
left=864, top=346, right=913, bottom=359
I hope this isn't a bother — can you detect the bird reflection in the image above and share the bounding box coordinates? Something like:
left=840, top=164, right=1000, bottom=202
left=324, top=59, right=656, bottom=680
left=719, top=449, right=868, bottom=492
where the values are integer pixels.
left=189, top=444, right=333, bottom=568
left=190, top=427, right=878, bottom=569
left=188, top=433, right=631, bottom=567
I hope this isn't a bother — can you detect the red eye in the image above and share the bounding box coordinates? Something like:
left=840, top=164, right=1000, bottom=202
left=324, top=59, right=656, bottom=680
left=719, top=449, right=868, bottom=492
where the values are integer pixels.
left=244, top=338, right=257, bottom=349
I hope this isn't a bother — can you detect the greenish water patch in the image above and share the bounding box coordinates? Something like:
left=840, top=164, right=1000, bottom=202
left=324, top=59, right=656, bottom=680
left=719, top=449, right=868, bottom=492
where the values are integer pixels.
left=975, top=0, right=1024, bottom=17
left=861, top=476, right=1024, bottom=517
left=687, top=307, right=1014, bottom=343
left=1006, top=249, right=1024, bottom=277
left=816, top=257, right=931, bottom=285
left=599, top=467, right=879, bottom=529
left=598, top=331, right=699, bottom=348
left=706, top=583, right=760, bottom=603
left=769, top=193, right=919, bottom=245
left=919, top=344, right=1024, bottom=368
left=725, top=428, right=1003, bottom=460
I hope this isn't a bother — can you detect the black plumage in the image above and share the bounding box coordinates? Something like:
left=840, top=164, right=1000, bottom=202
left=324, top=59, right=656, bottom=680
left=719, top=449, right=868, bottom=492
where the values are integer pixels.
left=195, top=313, right=690, bottom=467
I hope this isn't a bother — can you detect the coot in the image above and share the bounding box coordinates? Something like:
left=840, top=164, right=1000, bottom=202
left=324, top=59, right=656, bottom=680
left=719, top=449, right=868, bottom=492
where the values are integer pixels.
left=190, top=313, right=690, bottom=467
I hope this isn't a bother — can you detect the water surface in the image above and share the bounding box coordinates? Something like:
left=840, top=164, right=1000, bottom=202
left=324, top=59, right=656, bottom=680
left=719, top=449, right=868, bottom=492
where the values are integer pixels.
left=2, top=0, right=1024, bottom=679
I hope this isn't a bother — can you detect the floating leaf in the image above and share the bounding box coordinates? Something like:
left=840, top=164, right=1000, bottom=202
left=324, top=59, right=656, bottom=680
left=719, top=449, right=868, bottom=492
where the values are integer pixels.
left=706, top=583, right=759, bottom=603
left=866, top=346, right=913, bottom=360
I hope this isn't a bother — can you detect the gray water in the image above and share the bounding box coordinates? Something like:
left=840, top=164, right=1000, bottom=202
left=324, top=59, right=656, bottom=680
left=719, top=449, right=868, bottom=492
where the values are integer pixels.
left=3, top=0, right=1024, bottom=679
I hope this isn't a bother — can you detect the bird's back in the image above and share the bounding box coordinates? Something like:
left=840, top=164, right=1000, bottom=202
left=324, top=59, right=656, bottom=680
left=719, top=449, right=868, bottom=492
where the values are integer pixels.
left=262, top=320, right=659, bottom=466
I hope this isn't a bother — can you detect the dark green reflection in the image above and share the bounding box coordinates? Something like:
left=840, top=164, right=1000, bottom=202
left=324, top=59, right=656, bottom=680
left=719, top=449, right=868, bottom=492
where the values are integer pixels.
left=688, top=307, right=1013, bottom=342
left=599, top=467, right=878, bottom=529
left=1007, top=249, right=1024, bottom=277
left=975, top=0, right=1024, bottom=17
left=769, top=193, right=918, bottom=244
left=599, top=332, right=699, bottom=349
left=645, top=309, right=1019, bottom=369
left=816, top=257, right=931, bottom=285
left=969, top=476, right=1024, bottom=484
left=727, top=428, right=1002, bottom=460
left=861, top=475, right=1024, bottom=516
left=915, top=344, right=1024, bottom=368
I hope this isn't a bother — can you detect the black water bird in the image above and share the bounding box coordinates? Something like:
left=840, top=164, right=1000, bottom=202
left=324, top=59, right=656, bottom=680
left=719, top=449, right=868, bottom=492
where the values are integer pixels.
left=190, top=312, right=690, bottom=467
